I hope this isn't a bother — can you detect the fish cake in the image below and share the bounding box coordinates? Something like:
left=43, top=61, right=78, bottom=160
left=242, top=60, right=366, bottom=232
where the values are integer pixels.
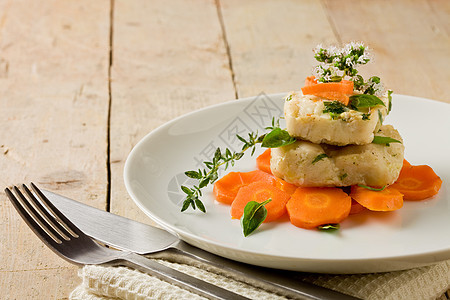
left=270, top=125, right=404, bottom=187
left=284, top=91, right=389, bottom=146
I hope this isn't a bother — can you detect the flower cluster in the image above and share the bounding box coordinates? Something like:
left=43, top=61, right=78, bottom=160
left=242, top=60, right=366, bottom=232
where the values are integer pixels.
left=312, top=42, right=385, bottom=96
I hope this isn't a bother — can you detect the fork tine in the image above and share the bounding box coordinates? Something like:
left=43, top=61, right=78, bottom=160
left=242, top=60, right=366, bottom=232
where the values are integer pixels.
left=21, top=184, right=72, bottom=241
left=5, top=186, right=63, bottom=246
left=30, top=182, right=82, bottom=238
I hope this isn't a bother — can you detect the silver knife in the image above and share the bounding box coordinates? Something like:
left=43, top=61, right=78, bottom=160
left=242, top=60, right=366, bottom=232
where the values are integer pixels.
left=44, top=190, right=359, bottom=300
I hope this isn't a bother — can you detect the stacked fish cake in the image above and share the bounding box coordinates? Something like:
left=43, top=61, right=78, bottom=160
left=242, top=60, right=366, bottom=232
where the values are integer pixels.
left=271, top=43, right=404, bottom=188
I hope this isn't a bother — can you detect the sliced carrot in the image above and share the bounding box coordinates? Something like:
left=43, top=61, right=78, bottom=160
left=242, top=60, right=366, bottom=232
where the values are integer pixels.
left=304, top=76, right=318, bottom=87
left=256, top=149, right=272, bottom=174
left=301, top=77, right=354, bottom=105
left=403, top=159, right=411, bottom=169
left=273, top=177, right=298, bottom=195
left=349, top=199, right=366, bottom=215
left=231, top=181, right=291, bottom=222
left=350, top=185, right=403, bottom=211
left=390, top=164, right=442, bottom=201
left=213, top=170, right=274, bottom=205
left=286, top=187, right=352, bottom=229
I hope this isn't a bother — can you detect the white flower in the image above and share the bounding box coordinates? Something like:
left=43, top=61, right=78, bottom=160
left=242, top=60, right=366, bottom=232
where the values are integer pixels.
left=373, top=82, right=386, bottom=96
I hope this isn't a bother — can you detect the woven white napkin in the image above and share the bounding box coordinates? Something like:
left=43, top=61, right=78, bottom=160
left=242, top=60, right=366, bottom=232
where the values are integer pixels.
left=69, top=258, right=450, bottom=300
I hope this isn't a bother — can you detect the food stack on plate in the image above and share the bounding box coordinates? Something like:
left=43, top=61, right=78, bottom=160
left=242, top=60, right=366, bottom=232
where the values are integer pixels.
left=271, top=42, right=405, bottom=188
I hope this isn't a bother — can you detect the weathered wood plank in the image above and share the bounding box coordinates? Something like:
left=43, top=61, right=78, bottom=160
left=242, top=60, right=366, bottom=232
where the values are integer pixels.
left=322, top=0, right=450, bottom=102
left=219, top=0, right=338, bottom=97
left=0, top=0, right=110, bottom=298
left=109, top=0, right=235, bottom=223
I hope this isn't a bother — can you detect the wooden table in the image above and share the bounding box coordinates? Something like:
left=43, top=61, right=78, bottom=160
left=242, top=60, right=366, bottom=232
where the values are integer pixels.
left=1, top=0, right=449, bottom=298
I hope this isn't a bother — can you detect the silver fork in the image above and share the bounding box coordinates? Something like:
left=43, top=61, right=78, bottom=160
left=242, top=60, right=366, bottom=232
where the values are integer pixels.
left=5, top=183, right=249, bottom=300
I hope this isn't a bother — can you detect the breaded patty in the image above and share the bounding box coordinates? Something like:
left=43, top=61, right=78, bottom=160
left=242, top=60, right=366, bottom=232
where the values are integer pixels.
left=270, top=125, right=404, bottom=187
left=284, top=91, right=389, bottom=146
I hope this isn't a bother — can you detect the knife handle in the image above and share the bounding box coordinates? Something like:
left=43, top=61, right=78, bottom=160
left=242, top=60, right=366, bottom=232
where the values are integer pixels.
left=116, top=252, right=250, bottom=300
left=160, top=241, right=360, bottom=300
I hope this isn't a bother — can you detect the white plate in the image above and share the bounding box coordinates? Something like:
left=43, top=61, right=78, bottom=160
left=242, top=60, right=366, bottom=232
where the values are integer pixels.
left=124, top=93, right=450, bottom=274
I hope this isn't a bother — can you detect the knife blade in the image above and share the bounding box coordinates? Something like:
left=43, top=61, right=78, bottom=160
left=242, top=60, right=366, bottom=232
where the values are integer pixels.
left=44, top=190, right=359, bottom=300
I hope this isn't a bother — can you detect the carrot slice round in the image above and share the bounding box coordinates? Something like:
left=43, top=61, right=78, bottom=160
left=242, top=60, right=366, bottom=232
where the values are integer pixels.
left=390, top=164, right=442, bottom=201
left=213, top=170, right=274, bottom=205
left=230, top=181, right=290, bottom=222
left=286, top=187, right=351, bottom=229
left=350, top=185, right=403, bottom=211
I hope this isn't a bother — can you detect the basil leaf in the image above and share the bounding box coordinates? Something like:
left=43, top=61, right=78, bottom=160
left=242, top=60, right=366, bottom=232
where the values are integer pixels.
left=312, top=153, right=328, bottom=164
left=241, top=199, right=271, bottom=237
left=261, top=127, right=296, bottom=148
left=372, top=136, right=401, bottom=146
left=350, top=94, right=385, bottom=109
left=357, top=184, right=386, bottom=191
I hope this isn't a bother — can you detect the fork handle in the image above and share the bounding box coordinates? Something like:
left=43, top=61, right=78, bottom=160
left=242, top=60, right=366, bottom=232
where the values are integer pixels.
left=115, top=252, right=249, bottom=300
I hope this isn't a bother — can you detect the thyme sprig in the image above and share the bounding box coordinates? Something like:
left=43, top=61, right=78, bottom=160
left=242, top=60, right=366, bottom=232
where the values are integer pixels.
left=181, top=118, right=295, bottom=213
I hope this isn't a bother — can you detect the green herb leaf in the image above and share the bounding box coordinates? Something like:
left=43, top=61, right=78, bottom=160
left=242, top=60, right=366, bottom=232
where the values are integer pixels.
left=378, top=109, right=383, bottom=125
left=185, top=171, right=201, bottom=179
left=241, top=199, right=272, bottom=237
left=318, top=224, right=340, bottom=231
left=181, top=199, right=193, bottom=212
left=349, top=94, right=385, bottom=110
left=261, top=127, right=296, bottom=148
left=195, top=199, right=206, bottom=213
left=387, top=90, right=393, bottom=113
left=357, top=184, right=386, bottom=191
left=372, top=136, right=401, bottom=146
left=181, top=185, right=193, bottom=195
left=312, top=153, right=329, bottom=164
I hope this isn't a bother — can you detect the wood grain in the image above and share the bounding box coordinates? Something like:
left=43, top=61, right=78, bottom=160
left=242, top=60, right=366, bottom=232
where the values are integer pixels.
left=322, top=0, right=450, bottom=102
left=0, top=0, right=110, bottom=298
left=109, top=0, right=235, bottom=223
left=219, top=0, right=338, bottom=98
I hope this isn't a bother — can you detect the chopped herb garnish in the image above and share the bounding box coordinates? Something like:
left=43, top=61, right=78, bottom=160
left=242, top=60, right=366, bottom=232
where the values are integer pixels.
left=312, top=153, right=329, bottom=164
left=361, top=113, right=370, bottom=120
left=286, top=94, right=293, bottom=101
left=318, top=224, right=340, bottom=231
left=372, top=136, right=401, bottom=146
left=357, top=184, right=386, bottom=191
left=241, top=199, right=272, bottom=237
left=323, top=101, right=347, bottom=119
